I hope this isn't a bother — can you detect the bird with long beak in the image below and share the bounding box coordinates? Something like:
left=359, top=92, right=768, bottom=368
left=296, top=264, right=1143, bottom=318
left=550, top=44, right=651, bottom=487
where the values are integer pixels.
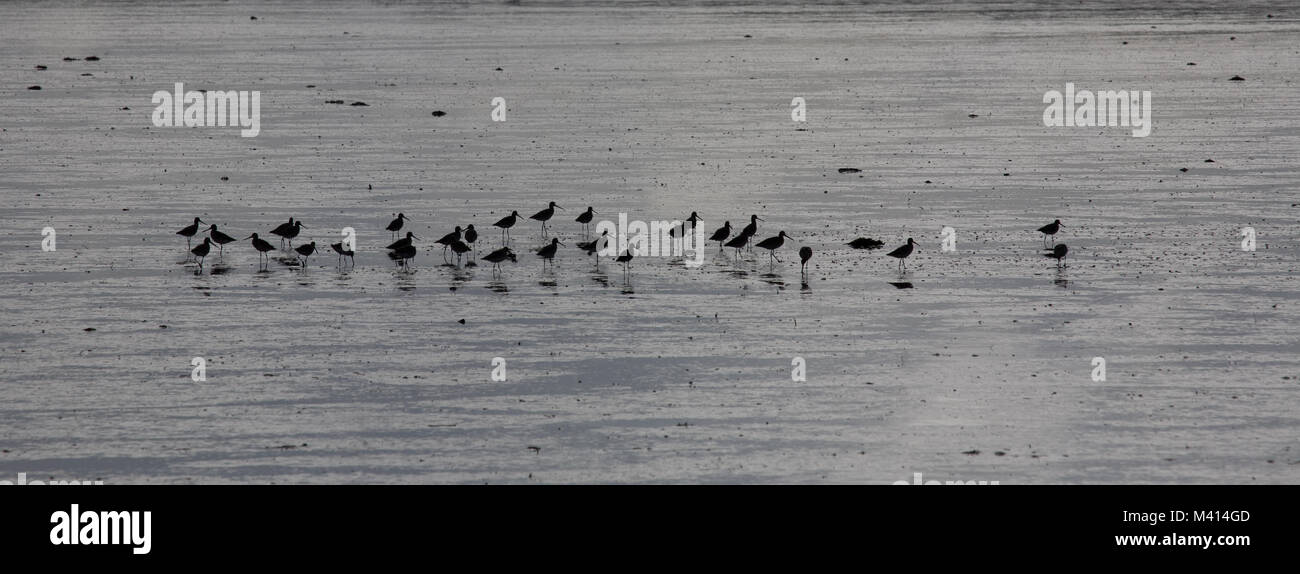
left=575, top=206, right=596, bottom=236
left=669, top=212, right=702, bottom=238
left=537, top=237, right=565, bottom=268
left=330, top=242, right=355, bottom=267
left=434, top=226, right=463, bottom=259
left=272, top=220, right=305, bottom=250
left=294, top=241, right=317, bottom=266
left=530, top=202, right=563, bottom=236
left=886, top=238, right=917, bottom=272
left=206, top=224, right=237, bottom=255
left=494, top=211, right=521, bottom=243
left=386, top=213, right=409, bottom=240
left=755, top=231, right=791, bottom=264
left=246, top=233, right=276, bottom=269
left=177, top=217, right=205, bottom=248
left=387, top=231, right=419, bottom=251
left=741, top=214, right=764, bottom=244
left=1037, top=219, right=1063, bottom=248
left=709, top=221, right=732, bottom=248
left=190, top=237, right=212, bottom=267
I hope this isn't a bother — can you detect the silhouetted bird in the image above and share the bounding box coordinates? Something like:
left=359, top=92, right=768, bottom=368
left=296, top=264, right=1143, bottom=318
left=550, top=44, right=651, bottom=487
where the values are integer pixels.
left=886, top=238, right=917, bottom=271
left=177, top=217, right=205, bottom=248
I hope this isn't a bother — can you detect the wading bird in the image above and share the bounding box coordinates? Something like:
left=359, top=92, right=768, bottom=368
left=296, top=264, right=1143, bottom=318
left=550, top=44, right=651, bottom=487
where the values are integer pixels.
left=740, top=214, right=763, bottom=246
left=669, top=212, right=702, bottom=238
left=176, top=217, right=205, bottom=248
left=530, top=202, right=563, bottom=236
left=800, top=246, right=813, bottom=275
left=615, top=250, right=634, bottom=275
left=387, top=231, right=418, bottom=251
left=1037, top=219, right=1063, bottom=247
left=724, top=231, right=751, bottom=256
left=330, top=242, right=354, bottom=267
left=494, top=211, right=521, bottom=243
left=388, top=244, right=416, bottom=269
left=449, top=240, right=472, bottom=264
left=886, top=238, right=917, bottom=272
left=463, top=224, right=478, bottom=254
left=294, top=242, right=316, bottom=266
left=709, top=221, right=732, bottom=248
left=482, top=246, right=517, bottom=274
left=755, top=231, right=791, bottom=264
left=190, top=237, right=212, bottom=267
left=575, top=206, right=596, bottom=236
left=435, top=226, right=463, bottom=259
left=246, top=233, right=276, bottom=269
left=386, top=213, right=409, bottom=240
left=272, top=220, right=305, bottom=250
left=206, top=224, right=237, bottom=255
left=537, top=237, right=564, bottom=267
left=577, top=229, right=609, bottom=263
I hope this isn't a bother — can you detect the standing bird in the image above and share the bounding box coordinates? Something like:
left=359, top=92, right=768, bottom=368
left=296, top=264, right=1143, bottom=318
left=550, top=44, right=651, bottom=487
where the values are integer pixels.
left=537, top=237, right=564, bottom=267
left=755, top=231, right=791, bottom=264
left=886, top=238, right=917, bottom=272
left=294, top=242, right=317, bottom=266
left=388, top=244, right=417, bottom=269
left=330, top=242, right=355, bottom=267
left=272, top=220, right=305, bottom=250
left=575, top=207, right=596, bottom=236
left=176, top=217, right=205, bottom=248
left=709, top=221, right=732, bottom=248
left=206, top=224, right=237, bottom=255
left=463, top=224, right=478, bottom=254
left=1037, top=219, right=1063, bottom=248
left=1046, top=243, right=1069, bottom=267
left=269, top=218, right=294, bottom=237
left=615, top=250, right=634, bottom=275
left=724, top=231, right=751, bottom=256
left=246, top=233, right=276, bottom=269
left=387, top=231, right=419, bottom=251
left=482, top=246, right=517, bottom=274
left=190, top=237, right=212, bottom=267
left=386, top=213, right=409, bottom=240
left=434, top=226, right=463, bottom=259
left=449, top=240, right=472, bottom=264
left=847, top=237, right=885, bottom=250
left=494, top=211, right=521, bottom=243
left=741, top=214, right=763, bottom=245
left=530, top=202, right=563, bottom=236
left=669, top=212, right=702, bottom=238
left=577, top=229, right=609, bottom=261
left=799, top=246, right=813, bottom=276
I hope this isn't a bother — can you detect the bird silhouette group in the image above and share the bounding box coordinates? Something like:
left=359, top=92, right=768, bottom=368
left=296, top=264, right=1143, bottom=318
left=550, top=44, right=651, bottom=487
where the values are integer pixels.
left=176, top=206, right=1070, bottom=280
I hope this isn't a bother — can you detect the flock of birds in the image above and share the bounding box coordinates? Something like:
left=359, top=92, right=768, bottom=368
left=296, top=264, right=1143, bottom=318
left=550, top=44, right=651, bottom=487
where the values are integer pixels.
left=175, top=205, right=1070, bottom=279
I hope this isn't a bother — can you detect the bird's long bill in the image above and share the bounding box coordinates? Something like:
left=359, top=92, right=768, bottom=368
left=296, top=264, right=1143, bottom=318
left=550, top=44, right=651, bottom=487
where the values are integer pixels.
left=412, top=234, right=421, bottom=240
left=243, top=235, right=254, bottom=240
left=557, top=241, right=566, bottom=246
left=756, top=217, right=765, bottom=221
left=299, top=224, right=307, bottom=229
left=556, top=205, right=565, bottom=210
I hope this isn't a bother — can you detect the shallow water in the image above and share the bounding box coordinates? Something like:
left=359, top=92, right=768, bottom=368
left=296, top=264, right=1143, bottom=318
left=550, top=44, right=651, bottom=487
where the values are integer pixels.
left=1, top=0, right=1298, bottom=483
